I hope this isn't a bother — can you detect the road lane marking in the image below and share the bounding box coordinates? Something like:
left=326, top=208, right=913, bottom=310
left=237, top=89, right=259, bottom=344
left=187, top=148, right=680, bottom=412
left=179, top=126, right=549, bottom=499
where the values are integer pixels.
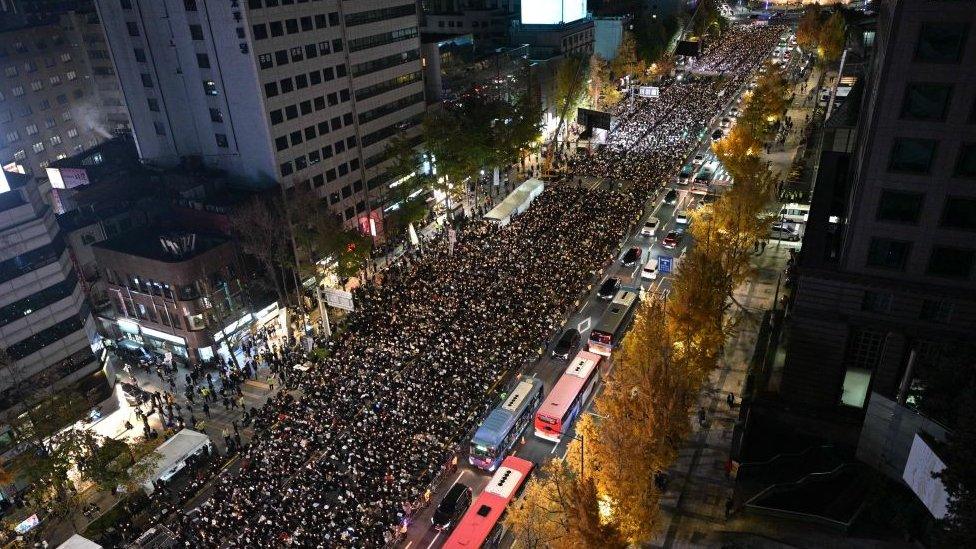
left=425, top=532, right=441, bottom=549
left=405, top=543, right=413, bottom=549
left=577, top=317, right=591, bottom=334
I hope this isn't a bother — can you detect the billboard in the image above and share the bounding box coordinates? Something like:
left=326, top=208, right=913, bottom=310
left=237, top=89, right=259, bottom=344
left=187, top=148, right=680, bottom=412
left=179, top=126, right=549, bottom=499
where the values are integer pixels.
left=638, top=86, right=660, bottom=98
left=577, top=108, right=613, bottom=131
left=902, top=434, right=949, bottom=519
left=521, top=0, right=586, bottom=25
left=46, top=167, right=90, bottom=190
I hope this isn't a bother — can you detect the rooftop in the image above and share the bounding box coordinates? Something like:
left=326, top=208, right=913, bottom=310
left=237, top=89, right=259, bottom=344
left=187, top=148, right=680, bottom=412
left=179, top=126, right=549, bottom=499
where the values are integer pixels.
left=94, top=228, right=230, bottom=262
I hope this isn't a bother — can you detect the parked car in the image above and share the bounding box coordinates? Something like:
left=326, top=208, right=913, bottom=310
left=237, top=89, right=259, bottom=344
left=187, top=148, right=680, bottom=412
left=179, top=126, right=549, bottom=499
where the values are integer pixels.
left=662, top=231, right=681, bottom=249
left=711, top=128, right=724, bottom=141
left=431, top=483, right=472, bottom=531
left=552, top=329, right=581, bottom=359
left=664, top=189, right=678, bottom=205
left=621, top=246, right=642, bottom=267
left=597, top=277, right=621, bottom=299
left=692, top=153, right=705, bottom=166
left=769, top=222, right=801, bottom=241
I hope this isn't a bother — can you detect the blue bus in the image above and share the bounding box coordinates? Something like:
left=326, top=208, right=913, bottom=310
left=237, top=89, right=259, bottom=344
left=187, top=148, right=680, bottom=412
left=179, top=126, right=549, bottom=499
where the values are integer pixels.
left=469, top=377, right=544, bottom=471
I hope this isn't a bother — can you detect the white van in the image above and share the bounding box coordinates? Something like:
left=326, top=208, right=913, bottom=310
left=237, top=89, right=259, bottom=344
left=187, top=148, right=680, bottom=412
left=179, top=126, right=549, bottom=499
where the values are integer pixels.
left=641, top=257, right=659, bottom=280
left=641, top=217, right=660, bottom=237
left=675, top=210, right=690, bottom=227
left=779, top=203, right=810, bottom=224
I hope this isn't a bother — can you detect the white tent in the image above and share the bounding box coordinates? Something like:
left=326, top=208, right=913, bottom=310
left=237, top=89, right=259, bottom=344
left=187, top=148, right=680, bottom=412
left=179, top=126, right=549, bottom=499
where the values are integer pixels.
left=484, top=178, right=545, bottom=227
left=57, top=534, right=103, bottom=549
left=136, top=429, right=212, bottom=494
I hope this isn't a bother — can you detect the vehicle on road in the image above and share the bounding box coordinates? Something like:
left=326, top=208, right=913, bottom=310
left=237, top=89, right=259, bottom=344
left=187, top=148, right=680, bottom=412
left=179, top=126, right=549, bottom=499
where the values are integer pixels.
left=692, top=153, right=705, bottom=166
left=621, top=246, right=642, bottom=267
left=664, top=189, right=678, bottom=205
left=779, top=203, right=810, bottom=224
left=597, top=277, right=621, bottom=300
left=641, top=217, right=661, bottom=237
left=769, top=222, right=801, bottom=241
left=675, top=210, right=689, bottom=227
left=469, top=377, right=544, bottom=471
left=696, top=162, right=716, bottom=185
left=711, top=128, right=724, bottom=141
left=662, top=231, right=681, bottom=249
left=678, top=163, right=695, bottom=185
left=588, top=290, right=638, bottom=357
left=442, top=456, right=535, bottom=549
left=720, top=117, right=733, bottom=128
left=641, top=257, right=660, bottom=280
left=552, top=329, right=581, bottom=360
left=534, top=351, right=603, bottom=441
left=432, top=482, right=472, bottom=532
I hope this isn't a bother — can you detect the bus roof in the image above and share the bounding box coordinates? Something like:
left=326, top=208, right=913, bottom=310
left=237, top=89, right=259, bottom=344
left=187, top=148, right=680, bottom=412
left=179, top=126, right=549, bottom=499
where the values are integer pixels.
left=442, top=456, right=534, bottom=549
left=593, top=303, right=630, bottom=335
left=537, top=351, right=601, bottom=421
left=612, top=289, right=638, bottom=308
left=472, top=378, right=543, bottom=447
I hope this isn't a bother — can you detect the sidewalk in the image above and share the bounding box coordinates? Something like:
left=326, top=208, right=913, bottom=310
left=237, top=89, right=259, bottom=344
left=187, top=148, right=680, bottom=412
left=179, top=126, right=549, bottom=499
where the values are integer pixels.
left=654, top=243, right=793, bottom=548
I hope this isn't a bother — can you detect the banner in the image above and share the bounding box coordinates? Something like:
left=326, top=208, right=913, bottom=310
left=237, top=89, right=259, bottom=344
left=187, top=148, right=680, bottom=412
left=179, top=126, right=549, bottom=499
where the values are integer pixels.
left=638, top=86, right=659, bottom=98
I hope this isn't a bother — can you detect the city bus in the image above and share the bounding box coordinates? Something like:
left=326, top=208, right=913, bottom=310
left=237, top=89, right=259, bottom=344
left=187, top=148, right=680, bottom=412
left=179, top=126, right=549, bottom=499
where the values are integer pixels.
left=442, top=456, right=535, bottom=549
left=587, top=289, right=638, bottom=356
left=469, top=377, right=545, bottom=471
left=533, top=350, right=603, bottom=442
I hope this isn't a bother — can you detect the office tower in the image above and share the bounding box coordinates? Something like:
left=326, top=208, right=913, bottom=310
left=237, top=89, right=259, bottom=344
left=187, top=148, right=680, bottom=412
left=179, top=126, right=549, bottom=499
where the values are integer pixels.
left=1, top=4, right=126, bottom=180
left=781, top=0, right=976, bottom=430
left=0, top=169, right=101, bottom=428
left=94, top=0, right=425, bottom=229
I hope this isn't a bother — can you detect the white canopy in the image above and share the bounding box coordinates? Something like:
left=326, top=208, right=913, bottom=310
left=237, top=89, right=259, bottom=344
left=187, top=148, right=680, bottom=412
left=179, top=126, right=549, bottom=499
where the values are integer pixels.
left=57, top=535, right=103, bottom=549
left=136, top=429, right=211, bottom=494
left=484, top=178, right=545, bottom=227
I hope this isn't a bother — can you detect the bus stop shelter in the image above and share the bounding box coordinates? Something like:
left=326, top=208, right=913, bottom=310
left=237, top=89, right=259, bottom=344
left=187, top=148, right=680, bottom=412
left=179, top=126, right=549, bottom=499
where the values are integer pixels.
left=484, top=178, right=545, bottom=227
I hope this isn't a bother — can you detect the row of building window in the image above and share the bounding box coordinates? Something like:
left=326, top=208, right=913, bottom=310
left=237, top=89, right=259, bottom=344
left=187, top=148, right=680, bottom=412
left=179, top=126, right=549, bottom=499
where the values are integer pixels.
left=5, top=313, right=87, bottom=361
left=246, top=0, right=329, bottom=11
left=876, top=192, right=976, bottom=230
left=279, top=139, right=360, bottom=177
left=264, top=63, right=348, bottom=99
left=3, top=71, right=78, bottom=98
left=257, top=40, right=340, bottom=71
left=861, top=291, right=954, bottom=324
left=251, top=12, right=339, bottom=41
left=2, top=55, right=73, bottom=79
left=351, top=49, right=420, bottom=78
left=0, top=35, right=67, bottom=58
left=0, top=237, right=66, bottom=286
left=4, top=123, right=79, bottom=146
left=268, top=88, right=349, bottom=127
left=889, top=138, right=976, bottom=176
left=274, top=112, right=354, bottom=153
left=361, top=114, right=422, bottom=148
left=355, top=71, right=422, bottom=102
left=345, top=4, right=417, bottom=27
left=0, top=274, right=79, bottom=328
left=0, top=102, right=75, bottom=125
left=358, top=92, right=424, bottom=126
left=348, top=26, right=418, bottom=53
left=866, top=239, right=975, bottom=279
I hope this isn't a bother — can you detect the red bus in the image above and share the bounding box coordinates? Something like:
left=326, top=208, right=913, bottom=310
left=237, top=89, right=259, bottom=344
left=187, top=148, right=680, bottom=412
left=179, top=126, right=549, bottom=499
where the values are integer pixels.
left=441, top=455, right=535, bottom=549
left=533, top=350, right=602, bottom=442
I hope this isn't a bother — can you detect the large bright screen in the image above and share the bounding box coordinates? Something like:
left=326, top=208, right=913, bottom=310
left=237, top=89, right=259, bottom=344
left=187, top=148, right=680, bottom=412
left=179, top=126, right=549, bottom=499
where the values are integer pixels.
left=521, top=0, right=586, bottom=25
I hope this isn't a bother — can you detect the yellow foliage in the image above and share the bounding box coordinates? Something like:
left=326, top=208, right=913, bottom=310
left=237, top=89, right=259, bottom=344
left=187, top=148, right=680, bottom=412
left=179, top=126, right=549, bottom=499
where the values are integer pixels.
left=506, top=458, right=625, bottom=549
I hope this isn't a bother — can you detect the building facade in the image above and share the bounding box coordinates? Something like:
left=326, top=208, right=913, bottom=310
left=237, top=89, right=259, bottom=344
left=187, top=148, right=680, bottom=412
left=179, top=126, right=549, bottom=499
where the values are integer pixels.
left=93, top=0, right=426, bottom=230
left=0, top=12, right=122, bottom=180
left=93, top=228, right=249, bottom=364
left=419, top=0, right=519, bottom=43
left=0, top=170, right=101, bottom=426
left=781, top=0, right=976, bottom=428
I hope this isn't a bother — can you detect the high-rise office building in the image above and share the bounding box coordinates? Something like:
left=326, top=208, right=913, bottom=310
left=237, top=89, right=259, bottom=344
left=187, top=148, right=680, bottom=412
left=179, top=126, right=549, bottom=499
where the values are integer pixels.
left=1, top=169, right=101, bottom=429
left=93, top=0, right=425, bottom=230
left=0, top=4, right=128, bottom=181
left=781, top=0, right=976, bottom=430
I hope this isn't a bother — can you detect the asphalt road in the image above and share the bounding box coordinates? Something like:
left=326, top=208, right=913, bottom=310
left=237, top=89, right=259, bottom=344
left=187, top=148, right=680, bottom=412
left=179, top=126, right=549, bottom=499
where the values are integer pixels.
left=400, top=40, right=777, bottom=548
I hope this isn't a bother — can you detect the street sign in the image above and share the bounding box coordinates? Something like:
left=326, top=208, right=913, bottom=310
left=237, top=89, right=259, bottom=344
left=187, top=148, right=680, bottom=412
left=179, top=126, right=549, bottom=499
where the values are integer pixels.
left=321, top=288, right=355, bottom=311
left=659, top=255, right=674, bottom=274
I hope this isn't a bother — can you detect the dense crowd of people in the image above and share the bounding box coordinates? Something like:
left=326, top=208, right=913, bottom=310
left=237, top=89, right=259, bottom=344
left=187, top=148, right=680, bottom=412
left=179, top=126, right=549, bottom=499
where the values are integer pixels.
left=166, top=23, right=785, bottom=549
